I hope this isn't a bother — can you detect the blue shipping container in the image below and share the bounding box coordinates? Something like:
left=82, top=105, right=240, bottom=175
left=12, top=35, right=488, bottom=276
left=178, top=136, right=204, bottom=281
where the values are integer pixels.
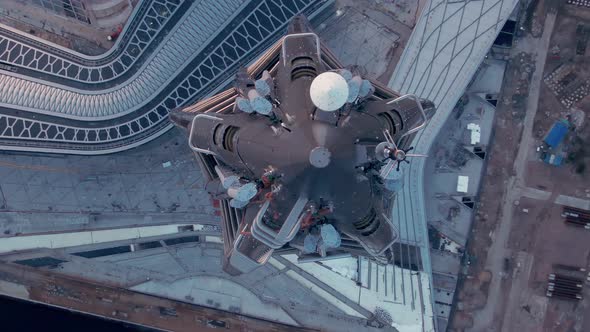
left=544, top=121, right=569, bottom=148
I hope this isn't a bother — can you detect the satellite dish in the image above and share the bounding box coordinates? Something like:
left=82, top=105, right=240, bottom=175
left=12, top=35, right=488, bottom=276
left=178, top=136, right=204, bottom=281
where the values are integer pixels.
left=303, top=233, right=320, bottom=253
left=248, top=90, right=272, bottom=115
left=230, top=199, right=249, bottom=209
left=250, top=97, right=272, bottom=115
left=338, top=69, right=353, bottom=81
left=359, top=79, right=374, bottom=98
left=221, top=175, right=239, bottom=189
left=255, top=79, right=271, bottom=96
left=347, top=76, right=362, bottom=103
left=236, top=97, right=253, bottom=113
left=228, top=182, right=258, bottom=202
left=310, top=72, right=349, bottom=112
left=320, top=224, right=341, bottom=248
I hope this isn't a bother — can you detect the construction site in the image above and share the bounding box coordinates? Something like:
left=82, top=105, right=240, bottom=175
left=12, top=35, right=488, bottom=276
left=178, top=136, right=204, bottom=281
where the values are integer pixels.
left=447, top=0, right=590, bottom=331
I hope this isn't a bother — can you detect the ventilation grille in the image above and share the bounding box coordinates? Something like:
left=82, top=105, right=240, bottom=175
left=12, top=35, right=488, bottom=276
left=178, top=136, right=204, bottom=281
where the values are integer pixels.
left=222, top=126, right=239, bottom=152
left=212, top=123, right=222, bottom=146
left=378, top=112, right=396, bottom=135
left=354, top=208, right=376, bottom=230
left=291, top=56, right=317, bottom=80
left=353, top=208, right=380, bottom=236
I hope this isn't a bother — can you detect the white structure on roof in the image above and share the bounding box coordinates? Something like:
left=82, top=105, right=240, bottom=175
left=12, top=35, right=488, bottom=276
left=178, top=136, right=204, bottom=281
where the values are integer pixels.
left=0, top=223, right=206, bottom=253
left=457, top=175, right=469, bottom=193
left=467, top=123, right=481, bottom=145
left=310, top=72, right=349, bottom=111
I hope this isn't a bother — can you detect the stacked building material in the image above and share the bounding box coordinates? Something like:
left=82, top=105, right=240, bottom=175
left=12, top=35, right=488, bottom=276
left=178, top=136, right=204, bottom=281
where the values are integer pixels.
left=546, top=273, right=584, bottom=300
left=562, top=206, right=590, bottom=229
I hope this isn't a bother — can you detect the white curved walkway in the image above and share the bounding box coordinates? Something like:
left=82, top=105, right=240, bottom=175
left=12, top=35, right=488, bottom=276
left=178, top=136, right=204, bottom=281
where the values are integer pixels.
left=0, top=0, right=244, bottom=118
left=388, top=0, right=519, bottom=330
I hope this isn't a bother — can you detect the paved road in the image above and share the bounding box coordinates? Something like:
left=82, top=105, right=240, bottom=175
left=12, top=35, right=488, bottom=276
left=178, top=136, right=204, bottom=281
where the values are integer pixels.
left=468, top=11, right=557, bottom=332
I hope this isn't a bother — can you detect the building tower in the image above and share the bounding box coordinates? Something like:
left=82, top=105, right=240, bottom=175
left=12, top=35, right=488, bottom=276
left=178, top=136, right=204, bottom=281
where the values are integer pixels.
left=171, top=16, right=432, bottom=275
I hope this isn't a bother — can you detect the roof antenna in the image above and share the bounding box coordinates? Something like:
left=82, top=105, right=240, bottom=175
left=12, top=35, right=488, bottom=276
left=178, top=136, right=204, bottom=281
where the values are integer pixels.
left=377, top=129, right=427, bottom=172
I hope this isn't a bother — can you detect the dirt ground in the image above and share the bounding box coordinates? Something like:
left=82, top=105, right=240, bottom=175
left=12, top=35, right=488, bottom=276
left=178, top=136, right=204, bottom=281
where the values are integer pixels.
left=527, top=7, right=590, bottom=197
left=450, top=0, right=590, bottom=331
left=510, top=196, right=588, bottom=283
left=524, top=7, right=590, bottom=322
left=513, top=197, right=590, bottom=332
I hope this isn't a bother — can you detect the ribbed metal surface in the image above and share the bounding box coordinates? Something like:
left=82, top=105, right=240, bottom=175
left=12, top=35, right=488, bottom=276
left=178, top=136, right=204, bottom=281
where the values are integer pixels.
left=0, top=0, right=185, bottom=83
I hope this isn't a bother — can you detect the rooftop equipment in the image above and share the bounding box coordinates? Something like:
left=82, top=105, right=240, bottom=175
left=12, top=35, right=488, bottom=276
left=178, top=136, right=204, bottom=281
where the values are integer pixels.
left=457, top=175, right=469, bottom=193
left=309, top=72, right=349, bottom=111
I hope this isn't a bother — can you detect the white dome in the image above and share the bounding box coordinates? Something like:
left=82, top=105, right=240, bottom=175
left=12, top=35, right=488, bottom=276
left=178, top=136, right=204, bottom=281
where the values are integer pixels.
left=309, top=72, right=349, bottom=112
